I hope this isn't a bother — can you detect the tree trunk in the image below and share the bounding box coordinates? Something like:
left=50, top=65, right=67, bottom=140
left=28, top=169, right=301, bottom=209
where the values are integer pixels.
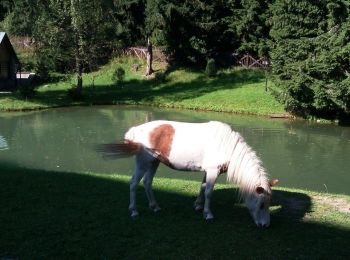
left=71, top=0, right=83, bottom=93
left=76, top=57, right=83, bottom=92
left=145, top=38, right=154, bottom=76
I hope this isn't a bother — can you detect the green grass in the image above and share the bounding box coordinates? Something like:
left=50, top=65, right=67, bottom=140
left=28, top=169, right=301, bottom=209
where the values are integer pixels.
left=0, top=58, right=286, bottom=115
left=1, top=163, right=349, bottom=259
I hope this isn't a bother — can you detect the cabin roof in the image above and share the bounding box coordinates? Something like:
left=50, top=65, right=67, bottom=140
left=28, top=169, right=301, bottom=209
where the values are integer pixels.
left=0, top=32, right=20, bottom=64
left=0, top=32, right=5, bottom=42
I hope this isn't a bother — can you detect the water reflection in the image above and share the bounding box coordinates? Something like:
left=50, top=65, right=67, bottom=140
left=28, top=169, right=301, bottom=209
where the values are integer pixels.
left=0, top=135, right=8, bottom=150
left=1, top=106, right=349, bottom=194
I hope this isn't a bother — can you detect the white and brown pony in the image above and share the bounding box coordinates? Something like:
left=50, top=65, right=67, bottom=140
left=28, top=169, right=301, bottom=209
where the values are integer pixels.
left=100, top=120, right=278, bottom=227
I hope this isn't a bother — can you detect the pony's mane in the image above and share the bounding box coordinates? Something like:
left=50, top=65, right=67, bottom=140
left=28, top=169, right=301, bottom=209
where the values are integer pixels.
left=225, top=131, right=270, bottom=200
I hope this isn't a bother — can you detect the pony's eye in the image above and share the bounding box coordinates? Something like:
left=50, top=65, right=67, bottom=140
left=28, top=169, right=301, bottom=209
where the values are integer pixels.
left=260, top=203, right=265, bottom=210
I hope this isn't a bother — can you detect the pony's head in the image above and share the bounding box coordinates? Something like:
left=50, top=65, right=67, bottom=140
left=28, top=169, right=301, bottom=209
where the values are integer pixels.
left=244, top=178, right=278, bottom=228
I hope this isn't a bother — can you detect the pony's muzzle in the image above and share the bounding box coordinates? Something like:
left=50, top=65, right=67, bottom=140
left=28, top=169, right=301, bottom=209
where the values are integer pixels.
left=256, top=222, right=269, bottom=228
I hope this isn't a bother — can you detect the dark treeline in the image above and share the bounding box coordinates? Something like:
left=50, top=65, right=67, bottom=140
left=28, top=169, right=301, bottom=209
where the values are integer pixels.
left=1, top=0, right=350, bottom=121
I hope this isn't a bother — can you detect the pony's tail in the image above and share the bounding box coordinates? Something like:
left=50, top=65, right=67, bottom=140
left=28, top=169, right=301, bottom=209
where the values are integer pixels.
left=96, top=141, right=142, bottom=159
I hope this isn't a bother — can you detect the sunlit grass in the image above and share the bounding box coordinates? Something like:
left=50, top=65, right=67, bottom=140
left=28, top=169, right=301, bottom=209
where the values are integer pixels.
left=0, top=57, right=286, bottom=115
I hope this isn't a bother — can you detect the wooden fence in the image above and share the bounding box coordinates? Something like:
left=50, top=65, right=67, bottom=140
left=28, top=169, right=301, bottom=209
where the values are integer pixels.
left=239, top=54, right=269, bottom=68
left=124, top=47, right=168, bottom=62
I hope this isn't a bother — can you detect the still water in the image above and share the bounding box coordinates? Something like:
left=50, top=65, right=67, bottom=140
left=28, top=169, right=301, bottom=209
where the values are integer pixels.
left=1, top=106, right=349, bottom=194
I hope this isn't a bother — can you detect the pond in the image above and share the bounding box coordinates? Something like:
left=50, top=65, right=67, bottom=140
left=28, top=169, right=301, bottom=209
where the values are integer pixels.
left=1, top=106, right=349, bottom=195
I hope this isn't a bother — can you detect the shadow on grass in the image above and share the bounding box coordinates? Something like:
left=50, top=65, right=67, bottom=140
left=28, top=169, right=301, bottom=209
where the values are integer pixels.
left=1, top=163, right=349, bottom=259
left=4, top=69, right=265, bottom=108
left=88, top=69, right=264, bottom=104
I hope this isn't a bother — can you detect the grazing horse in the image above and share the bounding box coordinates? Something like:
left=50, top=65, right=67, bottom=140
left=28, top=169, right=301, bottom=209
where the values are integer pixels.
left=101, top=120, right=278, bottom=227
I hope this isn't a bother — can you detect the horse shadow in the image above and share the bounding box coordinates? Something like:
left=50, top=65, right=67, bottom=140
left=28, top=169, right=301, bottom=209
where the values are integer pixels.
left=211, top=187, right=312, bottom=224
left=0, top=163, right=349, bottom=259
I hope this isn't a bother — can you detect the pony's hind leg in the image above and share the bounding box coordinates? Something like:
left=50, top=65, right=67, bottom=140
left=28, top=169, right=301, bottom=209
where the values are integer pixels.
left=143, top=159, right=160, bottom=212
left=129, top=149, right=159, bottom=217
left=129, top=164, right=145, bottom=218
left=194, top=173, right=207, bottom=211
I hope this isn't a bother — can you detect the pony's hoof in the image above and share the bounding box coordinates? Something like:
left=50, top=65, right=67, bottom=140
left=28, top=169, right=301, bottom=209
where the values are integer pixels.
left=194, top=205, right=203, bottom=211
left=204, top=212, right=214, bottom=221
left=152, top=207, right=161, bottom=213
left=150, top=204, right=161, bottom=213
left=130, top=211, right=139, bottom=218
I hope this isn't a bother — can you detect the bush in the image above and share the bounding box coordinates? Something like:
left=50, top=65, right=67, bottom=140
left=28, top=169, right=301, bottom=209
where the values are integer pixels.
left=67, top=86, right=83, bottom=100
left=112, top=67, right=126, bottom=83
left=34, top=55, right=52, bottom=82
left=17, top=84, right=36, bottom=98
left=205, top=58, right=217, bottom=77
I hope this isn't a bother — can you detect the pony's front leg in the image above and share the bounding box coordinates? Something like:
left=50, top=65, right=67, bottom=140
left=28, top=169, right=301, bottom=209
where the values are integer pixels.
left=203, top=170, right=219, bottom=221
left=194, top=173, right=206, bottom=211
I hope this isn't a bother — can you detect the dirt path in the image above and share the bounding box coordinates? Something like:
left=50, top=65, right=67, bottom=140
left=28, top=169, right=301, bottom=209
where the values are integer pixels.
left=313, top=195, right=350, bottom=214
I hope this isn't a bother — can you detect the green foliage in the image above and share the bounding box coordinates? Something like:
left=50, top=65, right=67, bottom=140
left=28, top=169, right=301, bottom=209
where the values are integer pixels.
left=0, top=0, right=38, bottom=35
left=227, top=0, right=272, bottom=56
left=1, top=0, right=350, bottom=120
left=270, top=0, right=350, bottom=121
left=205, top=58, right=217, bottom=77
left=145, top=0, right=236, bottom=65
left=111, top=67, right=126, bottom=83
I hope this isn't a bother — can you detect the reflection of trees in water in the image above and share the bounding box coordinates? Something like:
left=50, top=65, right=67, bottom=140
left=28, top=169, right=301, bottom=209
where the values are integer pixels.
left=2, top=107, right=158, bottom=172
left=0, top=114, right=20, bottom=149
left=250, top=121, right=350, bottom=193
left=0, top=135, right=8, bottom=150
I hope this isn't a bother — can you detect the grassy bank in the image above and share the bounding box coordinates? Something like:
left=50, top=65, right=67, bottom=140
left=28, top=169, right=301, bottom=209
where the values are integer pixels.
left=0, top=164, right=349, bottom=259
left=0, top=58, right=286, bottom=115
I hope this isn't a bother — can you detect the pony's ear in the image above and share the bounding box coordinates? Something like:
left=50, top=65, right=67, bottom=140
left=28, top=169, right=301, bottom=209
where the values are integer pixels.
left=256, top=186, right=265, bottom=194
left=269, top=179, right=279, bottom=187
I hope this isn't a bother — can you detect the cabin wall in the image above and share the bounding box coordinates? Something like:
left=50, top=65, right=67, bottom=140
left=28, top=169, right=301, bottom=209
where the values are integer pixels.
left=0, top=41, right=17, bottom=89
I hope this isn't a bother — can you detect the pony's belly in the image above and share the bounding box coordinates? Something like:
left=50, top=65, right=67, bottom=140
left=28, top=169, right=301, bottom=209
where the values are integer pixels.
left=167, top=148, right=204, bottom=171
left=170, top=160, right=203, bottom=171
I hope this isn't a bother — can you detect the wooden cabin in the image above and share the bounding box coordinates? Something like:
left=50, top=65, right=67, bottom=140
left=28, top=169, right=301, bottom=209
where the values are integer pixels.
left=0, top=32, right=20, bottom=90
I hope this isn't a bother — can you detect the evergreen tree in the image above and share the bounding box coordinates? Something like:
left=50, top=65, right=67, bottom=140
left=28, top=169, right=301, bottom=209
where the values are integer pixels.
left=0, top=0, right=39, bottom=35
left=33, top=0, right=117, bottom=91
left=112, top=0, right=147, bottom=47
left=145, top=0, right=236, bottom=66
left=270, top=0, right=350, bottom=120
left=227, top=0, right=272, bottom=56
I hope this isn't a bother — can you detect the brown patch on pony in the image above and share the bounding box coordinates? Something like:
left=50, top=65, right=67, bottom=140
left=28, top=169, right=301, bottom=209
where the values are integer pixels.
left=149, top=124, right=175, bottom=159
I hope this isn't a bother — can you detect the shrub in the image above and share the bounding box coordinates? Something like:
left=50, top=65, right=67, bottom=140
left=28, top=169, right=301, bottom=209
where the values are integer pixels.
left=112, top=67, right=126, bottom=83
left=205, top=58, right=217, bottom=77
left=67, top=86, right=83, bottom=100
left=154, top=72, right=167, bottom=83
left=17, top=84, right=36, bottom=98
